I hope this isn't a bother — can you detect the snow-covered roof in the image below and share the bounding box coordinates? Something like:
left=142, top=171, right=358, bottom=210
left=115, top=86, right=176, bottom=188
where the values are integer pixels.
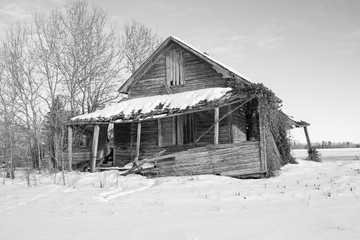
left=119, top=36, right=252, bottom=94
left=71, top=87, right=237, bottom=123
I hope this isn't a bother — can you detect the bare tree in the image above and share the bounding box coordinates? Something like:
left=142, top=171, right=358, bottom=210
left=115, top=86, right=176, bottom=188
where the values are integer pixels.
left=32, top=12, right=68, bottom=168
left=0, top=0, right=162, bottom=173
left=31, top=0, right=125, bottom=168
left=54, top=0, right=124, bottom=114
left=121, top=20, right=161, bottom=74
left=2, top=24, right=43, bottom=170
left=0, top=52, right=17, bottom=178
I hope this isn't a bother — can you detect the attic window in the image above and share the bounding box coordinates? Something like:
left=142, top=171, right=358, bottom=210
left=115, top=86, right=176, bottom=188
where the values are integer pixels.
left=165, top=50, right=185, bottom=86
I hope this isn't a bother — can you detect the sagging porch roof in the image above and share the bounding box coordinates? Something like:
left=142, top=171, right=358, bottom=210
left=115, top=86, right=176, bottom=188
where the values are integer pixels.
left=70, top=87, right=250, bottom=124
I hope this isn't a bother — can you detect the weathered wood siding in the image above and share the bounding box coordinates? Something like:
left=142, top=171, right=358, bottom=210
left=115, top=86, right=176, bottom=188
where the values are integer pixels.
left=128, top=43, right=227, bottom=98
left=194, top=110, right=214, bottom=145
left=231, top=103, right=247, bottom=143
left=69, top=148, right=92, bottom=164
left=67, top=125, right=108, bottom=165
left=146, top=141, right=262, bottom=177
left=219, top=106, right=231, bottom=144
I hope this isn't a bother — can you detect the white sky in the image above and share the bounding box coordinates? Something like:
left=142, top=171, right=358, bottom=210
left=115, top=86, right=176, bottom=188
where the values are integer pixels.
left=1, top=0, right=359, bottom=144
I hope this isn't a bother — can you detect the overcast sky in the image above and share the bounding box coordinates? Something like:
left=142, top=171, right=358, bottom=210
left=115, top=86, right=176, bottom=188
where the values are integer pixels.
left=1, top=0, right=359, bottom=144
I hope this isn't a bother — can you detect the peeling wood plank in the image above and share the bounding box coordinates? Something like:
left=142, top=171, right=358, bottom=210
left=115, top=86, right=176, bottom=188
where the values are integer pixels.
left=165, top=53, right=172, bottom=86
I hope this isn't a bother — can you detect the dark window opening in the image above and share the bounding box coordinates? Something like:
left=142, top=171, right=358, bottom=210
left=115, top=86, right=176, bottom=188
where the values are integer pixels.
left=176, top=114, right=194, bottom=145
left=158, top=114, right=194, bottom=147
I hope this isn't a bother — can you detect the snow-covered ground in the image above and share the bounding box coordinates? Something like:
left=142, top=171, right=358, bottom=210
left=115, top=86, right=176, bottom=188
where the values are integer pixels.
left=1, top=159, right=360, bottom=240
left=293, top=148, right=360, bottom=161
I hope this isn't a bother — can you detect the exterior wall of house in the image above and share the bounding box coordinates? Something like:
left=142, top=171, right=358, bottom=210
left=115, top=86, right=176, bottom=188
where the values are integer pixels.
left=68, top=125, right=108, bottom=165
left=128, top=43, right=227, bottom=98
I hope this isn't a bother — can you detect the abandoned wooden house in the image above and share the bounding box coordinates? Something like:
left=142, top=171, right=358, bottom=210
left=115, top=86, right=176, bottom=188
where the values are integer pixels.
left=68, top=36, right=310, bottom=177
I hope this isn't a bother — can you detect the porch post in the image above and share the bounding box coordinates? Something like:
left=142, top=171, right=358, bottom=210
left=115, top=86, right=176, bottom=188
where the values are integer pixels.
left=136, top=121, right=142, bottom=159
left=303, top=126, right=312, bottom=151
left=214, top=107, right=219, bottom=144
left=67, top=125, right=73, bottom=171
left=91, top=124, right=100, bottom=172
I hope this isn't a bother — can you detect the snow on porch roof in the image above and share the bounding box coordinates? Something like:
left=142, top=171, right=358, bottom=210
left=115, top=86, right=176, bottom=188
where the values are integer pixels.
left=71, top=87, right=238, bottom=123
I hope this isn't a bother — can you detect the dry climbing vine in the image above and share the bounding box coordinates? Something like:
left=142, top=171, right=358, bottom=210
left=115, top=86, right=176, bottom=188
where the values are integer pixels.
left=228, top=79, right=296, bottom=175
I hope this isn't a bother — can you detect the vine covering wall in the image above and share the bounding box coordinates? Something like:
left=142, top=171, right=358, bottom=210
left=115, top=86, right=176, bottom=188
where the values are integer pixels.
left=228, top=79, right=296, bottom=176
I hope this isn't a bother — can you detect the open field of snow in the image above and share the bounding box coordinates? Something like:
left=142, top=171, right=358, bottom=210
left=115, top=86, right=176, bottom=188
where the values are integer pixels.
left=1, top=159, right=360, bottom=240
left=293, top=148, right=360, bottom=161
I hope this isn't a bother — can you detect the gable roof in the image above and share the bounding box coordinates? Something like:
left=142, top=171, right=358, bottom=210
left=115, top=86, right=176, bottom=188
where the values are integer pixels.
left=119, top=36, right=252, bottom=94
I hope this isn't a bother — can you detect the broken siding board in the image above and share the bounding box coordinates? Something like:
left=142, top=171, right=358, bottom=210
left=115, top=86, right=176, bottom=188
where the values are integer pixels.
left=151, top=141, right=261, bottom=176
left=141, top=140, right=260, bottom=171
left=174, top=51, right=179, bottom=85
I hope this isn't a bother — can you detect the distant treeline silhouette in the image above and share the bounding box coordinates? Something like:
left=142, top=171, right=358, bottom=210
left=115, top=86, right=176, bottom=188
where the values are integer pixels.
left=292, top=141, right=360, bottom=149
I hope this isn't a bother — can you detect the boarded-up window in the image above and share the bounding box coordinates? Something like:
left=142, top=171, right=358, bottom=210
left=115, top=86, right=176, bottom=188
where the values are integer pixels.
left=165, top=50, right=185, bottom=86
left=177, top=114, right=194, bottom=145
left=158, top=114, right=194, bottom=147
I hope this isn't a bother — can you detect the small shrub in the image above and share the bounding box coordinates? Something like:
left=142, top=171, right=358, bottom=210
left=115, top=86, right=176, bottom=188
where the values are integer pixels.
left=99, top=173, right=106, bottom=188
left=24, top=168, right=33, bottom=187
left=307, top=146, right=322, bottom=162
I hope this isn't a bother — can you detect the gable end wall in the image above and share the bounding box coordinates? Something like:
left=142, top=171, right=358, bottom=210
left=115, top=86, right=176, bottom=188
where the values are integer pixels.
left=128, top=44, right=228, bottom=98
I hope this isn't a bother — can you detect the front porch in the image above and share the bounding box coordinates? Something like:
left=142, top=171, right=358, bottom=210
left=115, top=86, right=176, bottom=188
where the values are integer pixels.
left=67, top=96, right=267, bottom=177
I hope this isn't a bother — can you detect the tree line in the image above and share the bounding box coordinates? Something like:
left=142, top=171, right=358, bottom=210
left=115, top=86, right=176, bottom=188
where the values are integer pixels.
left=0, top=0, right=161, bottom=178
left=292, top=141, right=360, bottom=149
